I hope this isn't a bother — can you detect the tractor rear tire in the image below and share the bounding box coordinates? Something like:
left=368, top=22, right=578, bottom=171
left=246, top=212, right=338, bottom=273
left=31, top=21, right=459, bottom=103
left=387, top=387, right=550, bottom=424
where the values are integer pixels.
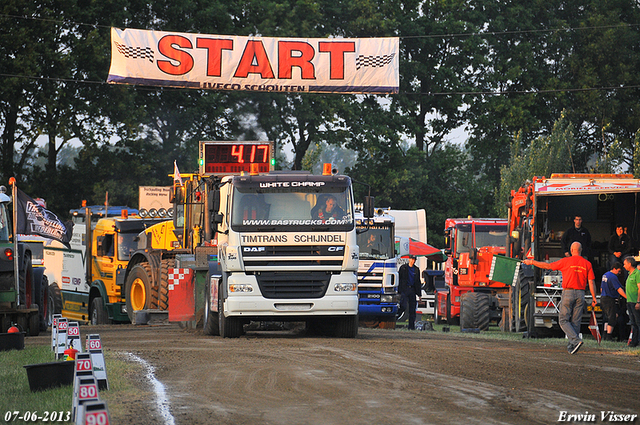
left=158, top=258, right=174, bottom=311
left=513, top=267, right=533, bottom=333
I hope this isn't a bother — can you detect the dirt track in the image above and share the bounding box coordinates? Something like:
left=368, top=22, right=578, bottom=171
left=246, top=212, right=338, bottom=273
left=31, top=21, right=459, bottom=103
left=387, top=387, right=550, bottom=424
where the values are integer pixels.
left=28, top=324, right=640, bottom=424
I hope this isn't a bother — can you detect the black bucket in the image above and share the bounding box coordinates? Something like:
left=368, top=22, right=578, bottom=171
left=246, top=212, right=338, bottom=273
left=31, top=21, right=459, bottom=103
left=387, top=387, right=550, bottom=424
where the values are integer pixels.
left=0, top=332, right=25, bottom=351
left=23, top=361, right=75, bottom=392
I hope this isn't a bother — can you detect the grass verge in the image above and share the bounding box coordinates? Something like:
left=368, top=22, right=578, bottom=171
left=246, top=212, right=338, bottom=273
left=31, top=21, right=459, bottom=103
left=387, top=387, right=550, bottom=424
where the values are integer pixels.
left=0, top=345, right=146, bottom=422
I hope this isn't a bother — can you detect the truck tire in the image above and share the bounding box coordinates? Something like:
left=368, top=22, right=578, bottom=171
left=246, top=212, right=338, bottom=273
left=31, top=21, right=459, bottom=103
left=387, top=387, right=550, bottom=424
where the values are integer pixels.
left=125, top=263, right=154, bottom=322
left=475, top=293, right=491, bottom=331
left=513, top=268, right=532, bottom=333
left=16, top=315, right=28, bottom=333
left=434, top=302, right=443, bottom=324
left=1, top=315, right=10, bottom=333
left=157, top=258, right=174, bottom=311
left=47, top=283, right=62, bottom=327
left=218, top=282, right=243, bottom=338
left=34, top=274, right=48, bottom=331
left=203, top=280, right=220, bottom=336
left=91, top=297, right=111, bottom=325
left=19, top=253, right=33, bottom=307
left=334, top=315, right=358, bottom=338
left=460, top=293, right=473, bottom=330
left=460, top=292, right=490, bottom=331
left=28, top=311, right=39, bottom=336
left=446, top=292, right=459, bottom=325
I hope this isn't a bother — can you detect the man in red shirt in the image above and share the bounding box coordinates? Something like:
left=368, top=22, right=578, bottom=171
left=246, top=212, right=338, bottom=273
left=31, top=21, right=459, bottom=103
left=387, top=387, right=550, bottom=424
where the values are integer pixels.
left=524, top=242, right=597, bottom=354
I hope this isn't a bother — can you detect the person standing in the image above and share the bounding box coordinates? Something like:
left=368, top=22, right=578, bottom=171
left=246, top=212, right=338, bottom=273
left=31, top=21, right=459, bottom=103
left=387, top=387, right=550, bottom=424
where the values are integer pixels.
left=623, top=257, right=640, bottom=347
left=398, top=255, right=421, bottom=330
left=599, top=262, right=626, bottom=341
left=608, top=225, right=632, bottom=269
left=561, top=215, right=592, bottom=258
left=524, top=242, right=597, bottom=354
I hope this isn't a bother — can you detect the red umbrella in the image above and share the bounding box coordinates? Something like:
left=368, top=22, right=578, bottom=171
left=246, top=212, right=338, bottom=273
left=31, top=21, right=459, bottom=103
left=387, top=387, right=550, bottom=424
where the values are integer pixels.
left=395, top=237, right=447, bottom=261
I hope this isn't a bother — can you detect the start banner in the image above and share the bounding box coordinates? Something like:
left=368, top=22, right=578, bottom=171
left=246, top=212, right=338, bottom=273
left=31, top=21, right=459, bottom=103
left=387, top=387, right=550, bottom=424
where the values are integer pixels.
left=107, top=27, right=399, bottom=95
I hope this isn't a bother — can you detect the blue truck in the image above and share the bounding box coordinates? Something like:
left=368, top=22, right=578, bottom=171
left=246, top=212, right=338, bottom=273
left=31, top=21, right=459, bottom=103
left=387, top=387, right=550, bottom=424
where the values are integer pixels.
left=355, top=208, right=408, bottom=327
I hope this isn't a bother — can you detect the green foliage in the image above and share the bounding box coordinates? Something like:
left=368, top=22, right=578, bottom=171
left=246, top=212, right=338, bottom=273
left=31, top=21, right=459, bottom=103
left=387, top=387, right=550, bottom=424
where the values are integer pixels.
left=0, top=346, right=72, bottom=415
left=496, top=111, right=577, bottom=215
left=2, top=0, right=640, bottom=230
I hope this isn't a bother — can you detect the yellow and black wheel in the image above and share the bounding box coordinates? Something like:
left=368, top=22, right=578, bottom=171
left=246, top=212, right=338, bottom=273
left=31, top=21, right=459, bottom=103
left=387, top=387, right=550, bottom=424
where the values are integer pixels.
left=125, top=263, right=154, bottom=322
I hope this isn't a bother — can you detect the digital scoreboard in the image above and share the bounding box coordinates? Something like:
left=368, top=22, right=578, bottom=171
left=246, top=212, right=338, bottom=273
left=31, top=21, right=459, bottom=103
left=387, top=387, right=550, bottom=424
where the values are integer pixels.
left=199, top=141, right=274, bottom=176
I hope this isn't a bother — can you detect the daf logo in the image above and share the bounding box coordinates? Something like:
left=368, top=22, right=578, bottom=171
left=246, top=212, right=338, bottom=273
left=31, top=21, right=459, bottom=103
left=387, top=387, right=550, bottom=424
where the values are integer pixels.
left=243, top=246, right=266, bottom=253
left=328, top=246, right=344, bottom=252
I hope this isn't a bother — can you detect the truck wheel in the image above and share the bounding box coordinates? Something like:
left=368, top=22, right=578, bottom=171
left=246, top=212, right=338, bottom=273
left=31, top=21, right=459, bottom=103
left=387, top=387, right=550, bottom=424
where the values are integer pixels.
left=157, top=258, right=174, bottom=311
left=513, top=269, right=532, bottom=333
left=446, top=292, right=459, bottom=325
left=47, top=283, right=62, bottom=327
left=203, top=280, right=219, bottom=336
left=91, top=297, right=111, bottom=325
left=28, top=311, right=39, bottom=336
left=434, top=302, right=443, bottom=324
left=475, top=293, right=491, bottom=331
left=34, top=274, right=48, bottom=331
left=125, top=263, right=154, bottom=322
left=218, top=282, right=243, bottom=338
left=334, top=315, right=358, bottom=338
left=16, top=315, right=27, bottom=334
left=460, top=293, right=473, bottom=330
left=19, top=253, right=33, bottom=307
left=460, top=292, right=490, bottom=331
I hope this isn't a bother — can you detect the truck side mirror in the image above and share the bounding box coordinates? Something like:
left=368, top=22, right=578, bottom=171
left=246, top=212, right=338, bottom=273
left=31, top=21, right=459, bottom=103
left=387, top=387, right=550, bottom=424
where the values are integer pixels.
left=170, top=186, right=184, bottom=204
left=444, top=230, right=452, bottom=255
left=469, top=247, right=478, bottom=265
left=363, top=196, right=375, bottom=218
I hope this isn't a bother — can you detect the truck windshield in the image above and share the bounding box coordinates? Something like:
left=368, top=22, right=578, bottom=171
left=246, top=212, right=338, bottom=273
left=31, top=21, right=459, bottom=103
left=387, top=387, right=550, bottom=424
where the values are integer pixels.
left=357, top=226, right=394, bottom=260
left=456, top=223, right=507, bottom=255
left=230, top=180, right=354, bottom=231
left=117, top=233, right=138, bottom=261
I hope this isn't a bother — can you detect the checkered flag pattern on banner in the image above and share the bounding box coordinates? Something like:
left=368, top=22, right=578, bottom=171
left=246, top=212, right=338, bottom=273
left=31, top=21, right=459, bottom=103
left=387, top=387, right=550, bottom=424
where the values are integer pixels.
left=355, top=53, right=395, bottom=70
left=115, top=41, right=154, bottom=63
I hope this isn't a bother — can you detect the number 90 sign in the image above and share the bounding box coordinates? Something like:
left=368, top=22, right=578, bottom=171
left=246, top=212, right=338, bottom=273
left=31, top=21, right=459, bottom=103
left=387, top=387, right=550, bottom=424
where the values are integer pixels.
left=85, top=410, right=109, bottom=425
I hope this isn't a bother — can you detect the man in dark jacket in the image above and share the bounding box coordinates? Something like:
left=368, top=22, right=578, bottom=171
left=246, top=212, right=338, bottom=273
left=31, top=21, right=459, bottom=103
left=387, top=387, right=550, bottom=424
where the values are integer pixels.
left=397, top=255, right=421, bottom=330
left=561, top=215, right=592, bottom=259
left=608, top=225, right=632, bottom=269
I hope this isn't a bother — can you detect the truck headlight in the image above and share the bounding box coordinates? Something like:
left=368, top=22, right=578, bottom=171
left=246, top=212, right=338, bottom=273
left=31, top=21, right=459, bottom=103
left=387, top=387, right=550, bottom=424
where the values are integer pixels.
left=335, top=282, right=356, bottom=292
left=229, top=284, right=254, bottom=293
left=381, top=295, right=393, bottom=303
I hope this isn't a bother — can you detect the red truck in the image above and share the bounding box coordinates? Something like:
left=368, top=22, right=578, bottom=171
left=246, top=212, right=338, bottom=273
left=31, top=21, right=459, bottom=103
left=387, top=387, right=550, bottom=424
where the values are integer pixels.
left=435, top=217, right=510, bottom=330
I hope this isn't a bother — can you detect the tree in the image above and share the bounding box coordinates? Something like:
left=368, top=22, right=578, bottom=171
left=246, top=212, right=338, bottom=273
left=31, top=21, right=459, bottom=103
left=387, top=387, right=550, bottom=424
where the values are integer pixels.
left=496, top=111, right=577, bottom=215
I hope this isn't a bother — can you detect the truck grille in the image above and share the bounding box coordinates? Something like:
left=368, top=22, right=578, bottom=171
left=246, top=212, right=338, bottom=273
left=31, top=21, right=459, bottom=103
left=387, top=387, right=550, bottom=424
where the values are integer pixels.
left=358, top=272, right=383, bottom=288
left=242, top=245, right=344, bottom=268
left=255, top=271, right=331, bottom=299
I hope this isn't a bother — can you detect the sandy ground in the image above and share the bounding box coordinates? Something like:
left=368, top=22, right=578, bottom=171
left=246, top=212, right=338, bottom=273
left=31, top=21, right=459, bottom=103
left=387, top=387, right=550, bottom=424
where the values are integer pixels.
left=26, top=324, right=640, bottom=424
